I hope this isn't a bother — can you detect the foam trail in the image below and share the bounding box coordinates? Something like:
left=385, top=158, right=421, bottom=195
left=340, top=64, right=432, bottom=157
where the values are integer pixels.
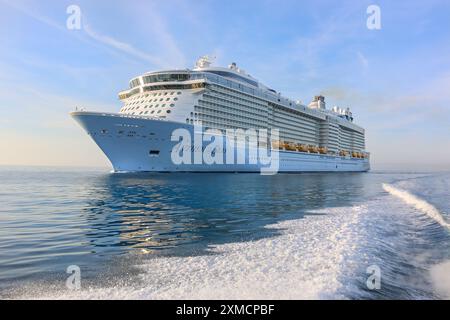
left=382, top=183, right=450, bottom=229
left=430, top=260, right=450, bottom=299
left=14, top=205, right=366, bottom=300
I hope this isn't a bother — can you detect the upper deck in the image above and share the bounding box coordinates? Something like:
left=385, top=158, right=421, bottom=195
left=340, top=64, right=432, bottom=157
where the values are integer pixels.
left=117, top=56, right=364, bottom=134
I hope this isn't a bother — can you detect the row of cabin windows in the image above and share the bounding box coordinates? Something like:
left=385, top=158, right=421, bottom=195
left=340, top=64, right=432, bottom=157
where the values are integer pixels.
left=123, top=109, right=172, bottom=116
left=121, top=90, right=181, bottom=114
left=120, top=103, right=175, bottom=114
left=122, top=102, right=176, bottom=112
left=129, top=91, right=182, bottom=100
left=135, top=109, right=171, bottom=115
left=122, top=91, right=181, bottom=107
left=125, top=96, right=179, bottom=107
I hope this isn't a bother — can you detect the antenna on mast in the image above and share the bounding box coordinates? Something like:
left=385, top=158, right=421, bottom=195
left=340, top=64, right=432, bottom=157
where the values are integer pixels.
left=195, top=55, right=216, bottom=68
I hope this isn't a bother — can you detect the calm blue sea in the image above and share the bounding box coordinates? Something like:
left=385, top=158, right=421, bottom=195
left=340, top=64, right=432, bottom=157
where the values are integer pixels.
left=1, top=167, right=449, bottom=299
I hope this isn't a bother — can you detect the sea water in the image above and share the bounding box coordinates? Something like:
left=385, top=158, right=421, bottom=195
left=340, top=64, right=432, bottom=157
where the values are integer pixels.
left=0, top=167, right=449, bottom=299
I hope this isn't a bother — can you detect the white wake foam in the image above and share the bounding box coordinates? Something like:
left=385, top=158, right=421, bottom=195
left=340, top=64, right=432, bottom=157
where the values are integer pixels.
left=382, top=183, right=450, bottom=229
left=430, top=260, right=450, bottom=299
left=19, top=205, right=366, bottom=300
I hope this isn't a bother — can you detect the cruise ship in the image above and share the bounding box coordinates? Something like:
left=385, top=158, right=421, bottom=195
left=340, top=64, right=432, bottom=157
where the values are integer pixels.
left=71, top=56, right=370, bottom=173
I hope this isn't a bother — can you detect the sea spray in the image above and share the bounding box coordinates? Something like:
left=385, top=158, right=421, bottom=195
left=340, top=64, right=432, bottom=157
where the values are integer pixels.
left=430, top=261, right=450, bottom=299
left=382, top=183, right=450, bottom=229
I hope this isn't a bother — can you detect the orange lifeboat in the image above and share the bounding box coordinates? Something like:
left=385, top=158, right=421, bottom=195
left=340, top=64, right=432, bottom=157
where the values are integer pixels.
left=297, top=144, right=309, bottom=152
left=308, top=145, right=319, bottom=153
left=318, top=147, right=328, bottom=154
left=284, top=142, right=297, bottom=151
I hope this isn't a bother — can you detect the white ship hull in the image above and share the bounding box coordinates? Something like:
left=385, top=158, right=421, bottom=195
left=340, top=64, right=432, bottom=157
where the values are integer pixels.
left=72, top=112, right=370, bottom=173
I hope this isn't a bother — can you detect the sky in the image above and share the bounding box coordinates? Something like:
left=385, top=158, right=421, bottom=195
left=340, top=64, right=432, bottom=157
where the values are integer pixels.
left=0, top=0, right=449, bottom=170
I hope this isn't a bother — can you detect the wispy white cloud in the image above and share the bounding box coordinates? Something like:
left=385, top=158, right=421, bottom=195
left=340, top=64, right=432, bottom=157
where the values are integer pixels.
left=145, top=12, right=186, bottom=68
left=82, top=23, right=167, bottom=68
left=126, top=2, right=187, bottom=68
left=1, top=0, right=172, bottom=69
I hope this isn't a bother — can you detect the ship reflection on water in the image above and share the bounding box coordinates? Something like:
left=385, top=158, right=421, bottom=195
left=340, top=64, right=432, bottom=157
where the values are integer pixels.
left=0, top=169, right=372, bottom=287
left=80, top=172, right=370, bottom=256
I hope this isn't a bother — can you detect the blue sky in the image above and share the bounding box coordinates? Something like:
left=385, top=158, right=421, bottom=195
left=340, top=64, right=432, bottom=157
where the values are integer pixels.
left=0, top=0, right=449, bottom=169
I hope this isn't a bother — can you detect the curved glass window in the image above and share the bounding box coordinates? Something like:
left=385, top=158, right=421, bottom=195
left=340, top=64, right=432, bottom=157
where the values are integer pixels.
left=142, top=73, right=190, bottom=84
left=143, top=83, right=205, bottom=92
left=129, top=78, right=141, bottom=89
left=204, top=70, right=258, bottom=87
